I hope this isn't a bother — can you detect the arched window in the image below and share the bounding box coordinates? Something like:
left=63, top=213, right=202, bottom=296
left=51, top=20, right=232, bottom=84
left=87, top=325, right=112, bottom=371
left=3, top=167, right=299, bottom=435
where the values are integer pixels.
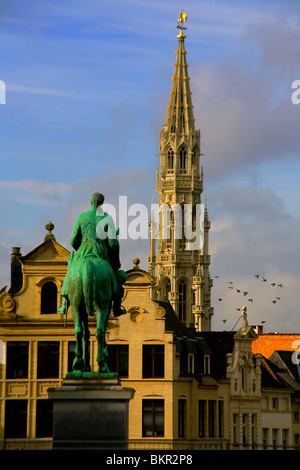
left=179, top=148, right=187, bottom=170
left=179, top=280, right=187, bottom=323
left=167, top=149, right=174, bottom=170
left=41, top=281, right=57, bottom=315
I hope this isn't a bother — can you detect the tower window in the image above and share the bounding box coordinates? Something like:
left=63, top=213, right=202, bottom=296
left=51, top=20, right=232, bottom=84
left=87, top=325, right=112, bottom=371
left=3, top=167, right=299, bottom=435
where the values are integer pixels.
left=179, top=280, right=187, bottom=322
left=167, top=149, right=174, bottom=170
left=179, top=148, right=187, bottom=170
left=41, top=281, right=57, bottom=315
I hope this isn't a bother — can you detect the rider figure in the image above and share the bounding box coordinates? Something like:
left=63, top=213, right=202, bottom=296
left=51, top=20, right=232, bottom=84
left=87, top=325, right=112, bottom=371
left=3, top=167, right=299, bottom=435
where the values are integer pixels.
left=59, top=193, right=126, bottom=319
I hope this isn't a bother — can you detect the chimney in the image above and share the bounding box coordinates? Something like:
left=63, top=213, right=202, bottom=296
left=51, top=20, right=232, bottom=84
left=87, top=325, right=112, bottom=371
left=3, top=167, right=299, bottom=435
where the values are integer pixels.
left=9, top=247, right=23, bottom=294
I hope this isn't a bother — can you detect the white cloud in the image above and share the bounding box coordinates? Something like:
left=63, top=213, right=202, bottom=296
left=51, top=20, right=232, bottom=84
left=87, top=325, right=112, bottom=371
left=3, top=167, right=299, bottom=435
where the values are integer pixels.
left=7, top=84, right=85, bottom=99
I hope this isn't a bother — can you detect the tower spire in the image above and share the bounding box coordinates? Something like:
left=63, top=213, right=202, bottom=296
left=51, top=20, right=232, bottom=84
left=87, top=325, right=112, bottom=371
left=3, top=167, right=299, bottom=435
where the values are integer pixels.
left=166, top=12, right=195, bottom=135
left=150, top=12, right=213, bottom=331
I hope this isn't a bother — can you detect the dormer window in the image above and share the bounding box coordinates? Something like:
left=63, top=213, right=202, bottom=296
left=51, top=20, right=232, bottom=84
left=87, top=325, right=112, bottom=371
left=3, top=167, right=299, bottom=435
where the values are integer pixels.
left=204, top=354, right=210, bottom=374
left=188, top=354, right=194, bottom=374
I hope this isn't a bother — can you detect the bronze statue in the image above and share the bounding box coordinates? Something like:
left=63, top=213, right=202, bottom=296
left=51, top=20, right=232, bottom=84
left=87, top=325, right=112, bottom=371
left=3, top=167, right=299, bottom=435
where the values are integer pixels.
left=59, top=193, right=127, bottom=374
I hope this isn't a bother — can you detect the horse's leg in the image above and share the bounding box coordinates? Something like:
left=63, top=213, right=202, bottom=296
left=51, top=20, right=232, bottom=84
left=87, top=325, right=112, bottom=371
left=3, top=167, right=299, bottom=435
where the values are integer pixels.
left=95, top=305, right=111, bottom=373
left=81, top=310, right=91, bottom=372
left=71, top=306, right=84, bottom=371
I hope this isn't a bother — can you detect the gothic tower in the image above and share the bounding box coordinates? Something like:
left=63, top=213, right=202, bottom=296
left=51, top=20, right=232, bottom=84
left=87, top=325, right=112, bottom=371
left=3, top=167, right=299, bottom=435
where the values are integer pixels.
left=148, top=12, right=213, bottom=331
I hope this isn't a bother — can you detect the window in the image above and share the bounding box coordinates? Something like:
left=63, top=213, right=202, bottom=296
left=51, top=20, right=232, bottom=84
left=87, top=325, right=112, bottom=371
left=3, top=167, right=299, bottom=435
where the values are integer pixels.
left=233, top=414, right=239, bottom=444
left=272, top=397, right=279, bottom=410
left=36, top=400, right=53, bottom=438
left=167, top=149, right=174, bottom=170
left=282, top=429, right=289, bottom=449
left=142, top=345, right=164, bottom=378
left=161, top=204, right=171, bottom=247
left=5, top=400, right=27, bottom=438
left=282, top=398, right=289, bottom=410
left=262, top=397, right=268, bottom=409
left=41, top=281, right=57, bottom=314
left=178, top=399, right=186, bottom=438
left=262, top=428, right=268, bottom=449
left=251, top=414, right=257, bottom=448
left=208, top=400, right=215, bottom=438
left=242, top=414, right=248, bottom=445
left=198, top=400, right=206, bottom=437
left=188, top=354, right=194, bottom=374
left=218, top=401, right=224, bottom=438
left=37, top=342, right=60, bottom=378
left=178, top=205, right=186, bottom=249
left=241, top=365, right=247, bottom=391
left=142, top=400, right=164, bottom=437
left=204, top=355, right=210, bottom=374
left=179, top=148, right=187, bottom=170
left=179, top=280, right=187, bottom=323
left=272, top=428, right=278, bottom=449
left=165, top=278, right=171, bottom=300
left=6, top=341, right=29, bottom=379
left=107, top=344, right=129, bottom=378
left=67, top=341, right=76, bottom=372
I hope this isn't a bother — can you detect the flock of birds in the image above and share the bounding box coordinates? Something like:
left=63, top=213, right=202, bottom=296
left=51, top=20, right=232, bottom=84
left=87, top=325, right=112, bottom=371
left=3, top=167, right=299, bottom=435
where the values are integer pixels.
left=213, top=274, right=285, bottom=327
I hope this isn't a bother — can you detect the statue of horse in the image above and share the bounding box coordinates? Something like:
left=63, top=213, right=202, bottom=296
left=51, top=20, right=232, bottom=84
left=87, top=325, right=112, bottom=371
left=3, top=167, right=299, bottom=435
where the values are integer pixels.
left=59, top=193, right=126, bottom=374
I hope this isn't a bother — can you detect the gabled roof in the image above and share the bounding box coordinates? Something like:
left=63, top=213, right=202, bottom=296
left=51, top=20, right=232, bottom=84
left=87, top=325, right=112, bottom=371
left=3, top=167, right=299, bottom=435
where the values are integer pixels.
left=21, top=238, right=70, bottom=263
left=269, top=350, right=300, bottom=382
left=125, top=262, right=153, bottom=286
left=260, top=355, right=294, bottom=390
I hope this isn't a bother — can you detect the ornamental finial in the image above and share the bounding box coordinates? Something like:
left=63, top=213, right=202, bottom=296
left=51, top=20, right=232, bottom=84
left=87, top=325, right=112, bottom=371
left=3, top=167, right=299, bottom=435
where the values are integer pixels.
left=177, top=11, right=187, bottom=37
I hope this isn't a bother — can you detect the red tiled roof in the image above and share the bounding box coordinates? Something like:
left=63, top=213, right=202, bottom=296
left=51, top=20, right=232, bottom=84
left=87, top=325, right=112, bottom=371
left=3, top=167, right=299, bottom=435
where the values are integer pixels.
left=252, top=334, right=300, bottom=359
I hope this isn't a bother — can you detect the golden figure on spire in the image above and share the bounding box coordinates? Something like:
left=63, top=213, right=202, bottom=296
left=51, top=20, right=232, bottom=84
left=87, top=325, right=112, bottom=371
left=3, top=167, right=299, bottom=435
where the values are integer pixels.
left=177, top=10, right=187, bottom=28
left=177, top=10, right=187, bottom=38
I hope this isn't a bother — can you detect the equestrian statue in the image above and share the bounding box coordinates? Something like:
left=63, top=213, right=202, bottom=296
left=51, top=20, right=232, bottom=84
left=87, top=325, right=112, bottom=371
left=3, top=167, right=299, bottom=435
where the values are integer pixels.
left=59, top=193, right=127, bottom=375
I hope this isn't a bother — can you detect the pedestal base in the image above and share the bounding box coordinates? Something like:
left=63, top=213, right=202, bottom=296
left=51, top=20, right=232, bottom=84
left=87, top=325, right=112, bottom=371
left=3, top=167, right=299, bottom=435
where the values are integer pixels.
left=48, top=374, right=135, bottom=450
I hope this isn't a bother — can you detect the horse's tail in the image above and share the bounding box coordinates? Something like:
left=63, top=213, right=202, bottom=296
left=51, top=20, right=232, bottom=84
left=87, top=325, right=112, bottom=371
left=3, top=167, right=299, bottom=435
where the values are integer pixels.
left=82, top=259, right=95, bottom=316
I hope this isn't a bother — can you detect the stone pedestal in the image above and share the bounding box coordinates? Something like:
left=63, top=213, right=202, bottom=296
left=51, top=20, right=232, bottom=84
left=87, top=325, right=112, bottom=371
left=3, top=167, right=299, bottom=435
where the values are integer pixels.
left=48, top=374, right=135, bottom=450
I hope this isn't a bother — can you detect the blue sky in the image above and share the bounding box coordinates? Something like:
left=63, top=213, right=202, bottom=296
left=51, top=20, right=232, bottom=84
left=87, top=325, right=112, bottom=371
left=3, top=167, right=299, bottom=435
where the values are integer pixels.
left=1, top=0, right=300, bottom=333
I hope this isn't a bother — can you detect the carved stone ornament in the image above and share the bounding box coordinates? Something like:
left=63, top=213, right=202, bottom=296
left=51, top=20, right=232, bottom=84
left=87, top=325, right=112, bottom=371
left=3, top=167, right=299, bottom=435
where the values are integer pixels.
left=0, top=290, right=16, bottom=315
left=155, top=306, right=166, bottom=319
left=128, top=306, right=148, bottom=323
